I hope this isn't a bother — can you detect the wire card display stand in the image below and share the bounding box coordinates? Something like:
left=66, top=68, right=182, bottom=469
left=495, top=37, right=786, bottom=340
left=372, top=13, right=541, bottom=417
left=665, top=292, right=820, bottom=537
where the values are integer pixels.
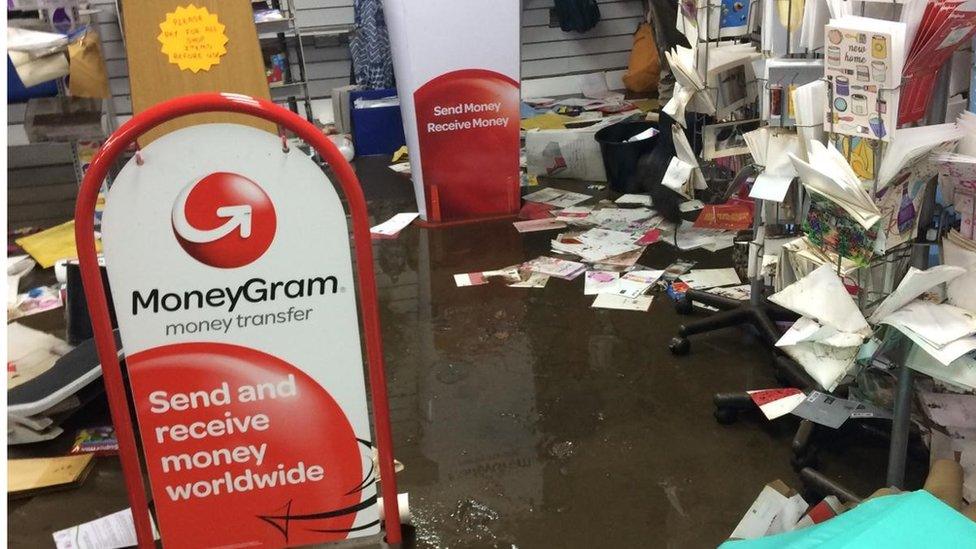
left=672, top=0, right=958, bottom=498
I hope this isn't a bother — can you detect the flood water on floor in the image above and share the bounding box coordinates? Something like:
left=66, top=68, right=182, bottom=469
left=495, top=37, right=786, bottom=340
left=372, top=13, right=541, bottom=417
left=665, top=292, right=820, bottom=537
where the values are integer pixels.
left=357, top=159, right=901, bottom=547
left=7, top=158, right=907, bottom=548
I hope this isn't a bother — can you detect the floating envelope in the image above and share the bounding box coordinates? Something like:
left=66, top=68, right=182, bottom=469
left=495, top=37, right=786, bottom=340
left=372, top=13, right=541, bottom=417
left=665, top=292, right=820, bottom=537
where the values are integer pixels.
left=776, top=317, right=864, bottom=348
left=880, top=301, right=976, bottom=348
left=769, top=264, right=870, bottom=334
left=779, top=341, right=859, bottom=392
left=869, top=265, right=967, bottom=323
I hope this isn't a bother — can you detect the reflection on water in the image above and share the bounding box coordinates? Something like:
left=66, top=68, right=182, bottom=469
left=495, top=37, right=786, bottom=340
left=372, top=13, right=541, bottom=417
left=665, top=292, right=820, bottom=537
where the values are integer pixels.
left=361, top=159, right=891, bottom=548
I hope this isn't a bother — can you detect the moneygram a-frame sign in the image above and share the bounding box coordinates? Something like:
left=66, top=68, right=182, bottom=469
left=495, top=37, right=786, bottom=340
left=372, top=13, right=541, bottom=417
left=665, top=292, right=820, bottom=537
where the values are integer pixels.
left=74, top=93, right=401, bottom=548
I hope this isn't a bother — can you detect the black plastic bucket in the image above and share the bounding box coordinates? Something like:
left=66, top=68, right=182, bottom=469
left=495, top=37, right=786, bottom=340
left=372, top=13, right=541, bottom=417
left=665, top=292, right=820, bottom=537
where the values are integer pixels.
left=594, top=121, right=658, bottom=193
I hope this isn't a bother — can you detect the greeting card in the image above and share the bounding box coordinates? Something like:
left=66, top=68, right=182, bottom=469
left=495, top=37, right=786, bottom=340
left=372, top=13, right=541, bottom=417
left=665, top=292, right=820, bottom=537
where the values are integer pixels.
left=823, top=17, right=906, bottom=142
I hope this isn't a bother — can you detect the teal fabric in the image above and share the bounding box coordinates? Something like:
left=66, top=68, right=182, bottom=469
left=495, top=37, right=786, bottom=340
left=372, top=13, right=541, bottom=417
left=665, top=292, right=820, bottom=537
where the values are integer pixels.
left=720, top=491, right=976, bottom=548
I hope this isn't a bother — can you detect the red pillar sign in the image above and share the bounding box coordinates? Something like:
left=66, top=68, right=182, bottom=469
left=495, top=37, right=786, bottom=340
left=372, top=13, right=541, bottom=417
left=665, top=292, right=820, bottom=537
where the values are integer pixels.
left=414, top=70, right=521, bottom=221
left=383, top=0, right=521, bottom=223
left=74, top=94, right=401, bottom=548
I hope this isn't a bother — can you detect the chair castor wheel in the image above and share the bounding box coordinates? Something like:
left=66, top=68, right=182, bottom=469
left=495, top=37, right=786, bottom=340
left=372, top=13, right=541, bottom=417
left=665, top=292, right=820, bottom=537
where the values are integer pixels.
left=714, top=406, right=738, bottom=425
left=669, top=336, right=691, bottom=355
left=675, top=296, right=694, bottom=315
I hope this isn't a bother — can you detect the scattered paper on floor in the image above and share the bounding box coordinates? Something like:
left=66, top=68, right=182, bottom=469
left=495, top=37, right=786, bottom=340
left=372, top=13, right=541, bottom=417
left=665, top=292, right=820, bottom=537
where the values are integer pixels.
left=584, top=271, right=620, bottom=295
left=748, top=388, right=806, bottom=420
left=680, top=268, right=741, bottom=289
left=591, top=293, right=653, bottom=312
left=370, top=212, right=419, bottom=238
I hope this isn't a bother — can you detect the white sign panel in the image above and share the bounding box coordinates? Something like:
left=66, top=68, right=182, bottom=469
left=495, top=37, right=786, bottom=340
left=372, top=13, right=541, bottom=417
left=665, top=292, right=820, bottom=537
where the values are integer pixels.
left=102, top=124, right=377, bottom=547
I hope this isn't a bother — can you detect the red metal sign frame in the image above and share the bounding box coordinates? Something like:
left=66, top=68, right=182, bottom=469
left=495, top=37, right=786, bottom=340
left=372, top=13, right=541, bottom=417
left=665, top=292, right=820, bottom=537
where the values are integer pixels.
left=73, top=92, right=402, bottom=547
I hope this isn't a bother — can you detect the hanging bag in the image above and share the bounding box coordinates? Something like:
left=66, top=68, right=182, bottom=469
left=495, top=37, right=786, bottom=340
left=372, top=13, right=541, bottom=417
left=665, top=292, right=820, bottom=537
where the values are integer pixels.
left=622, top=22, right=661, bottom=94
left=553, top=0, right=601, bottom=33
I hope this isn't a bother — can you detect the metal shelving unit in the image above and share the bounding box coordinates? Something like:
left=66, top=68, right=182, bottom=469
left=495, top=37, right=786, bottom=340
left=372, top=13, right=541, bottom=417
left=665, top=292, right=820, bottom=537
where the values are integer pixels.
left=256, top=0, right=313, bottom=120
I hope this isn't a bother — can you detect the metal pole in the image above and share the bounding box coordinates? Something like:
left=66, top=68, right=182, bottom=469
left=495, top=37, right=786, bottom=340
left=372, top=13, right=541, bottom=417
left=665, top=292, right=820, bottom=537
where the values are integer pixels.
left=886, top=355, right=914, bottom=488
left=751, top=195, right=764, bottom=307
left=884, top=59, right=952, bottom=490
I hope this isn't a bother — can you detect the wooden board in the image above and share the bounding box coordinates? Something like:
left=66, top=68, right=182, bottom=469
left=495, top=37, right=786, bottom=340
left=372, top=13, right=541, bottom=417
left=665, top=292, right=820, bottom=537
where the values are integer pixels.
left=8, top=454, right=95, bottom=498
left=121, top=0, right=275, bottom=144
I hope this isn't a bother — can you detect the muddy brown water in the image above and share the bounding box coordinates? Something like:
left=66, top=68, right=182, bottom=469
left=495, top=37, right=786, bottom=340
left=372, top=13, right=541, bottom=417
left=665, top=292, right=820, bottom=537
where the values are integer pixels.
left=7, top=158, right=916, bottom=548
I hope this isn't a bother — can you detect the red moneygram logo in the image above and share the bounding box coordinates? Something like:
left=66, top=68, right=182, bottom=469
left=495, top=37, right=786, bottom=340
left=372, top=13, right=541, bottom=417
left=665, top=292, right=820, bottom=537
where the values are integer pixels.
left=172, top=172, right=276, bottom=268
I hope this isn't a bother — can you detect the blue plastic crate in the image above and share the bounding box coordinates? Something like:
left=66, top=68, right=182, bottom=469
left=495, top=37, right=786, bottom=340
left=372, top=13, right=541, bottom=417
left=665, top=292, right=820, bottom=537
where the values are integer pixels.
left=349, top=88, right=407, bottom=156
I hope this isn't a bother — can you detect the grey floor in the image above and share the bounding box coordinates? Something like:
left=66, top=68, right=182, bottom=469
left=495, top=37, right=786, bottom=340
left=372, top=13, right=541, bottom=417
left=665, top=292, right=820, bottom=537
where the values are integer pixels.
left=7, top=158, right=913, bottom=548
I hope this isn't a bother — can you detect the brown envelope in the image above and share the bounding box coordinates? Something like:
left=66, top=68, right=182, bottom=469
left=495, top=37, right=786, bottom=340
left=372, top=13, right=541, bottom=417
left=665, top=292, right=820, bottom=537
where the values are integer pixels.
left=68, top=30, right=110, bottom=99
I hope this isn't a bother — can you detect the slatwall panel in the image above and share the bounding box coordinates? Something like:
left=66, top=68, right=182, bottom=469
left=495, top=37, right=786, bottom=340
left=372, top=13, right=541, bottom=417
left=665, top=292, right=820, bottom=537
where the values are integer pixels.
left=7, top=143, right=78, bottom=229
left=8, top=0, right=642, bottom=126
left=6, top=0, right=643, bottom=225
left=522, top=0, right=643, bottom=80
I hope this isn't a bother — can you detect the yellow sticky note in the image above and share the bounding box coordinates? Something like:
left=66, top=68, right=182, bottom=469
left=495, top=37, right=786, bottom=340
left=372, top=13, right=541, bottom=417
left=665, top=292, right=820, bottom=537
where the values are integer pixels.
left=157, top=5, right=228, bottom=73
left=15, top=220, right=101, bottom=269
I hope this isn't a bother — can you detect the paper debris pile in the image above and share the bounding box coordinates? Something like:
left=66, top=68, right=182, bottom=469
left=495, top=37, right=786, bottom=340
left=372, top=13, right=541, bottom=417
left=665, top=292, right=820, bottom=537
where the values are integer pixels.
left=453, top=187, right=743, bottom=312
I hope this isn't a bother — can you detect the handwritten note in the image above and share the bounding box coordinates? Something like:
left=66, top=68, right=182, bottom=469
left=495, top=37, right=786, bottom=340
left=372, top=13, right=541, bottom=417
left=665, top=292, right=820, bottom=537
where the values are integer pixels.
left=157, top=5, right=228, bottom=73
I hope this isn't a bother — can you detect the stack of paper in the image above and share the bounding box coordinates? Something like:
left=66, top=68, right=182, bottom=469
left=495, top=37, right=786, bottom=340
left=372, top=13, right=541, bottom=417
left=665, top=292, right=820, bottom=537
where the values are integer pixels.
left=664, top=44, right=705, bottom=121
left=513, top=218, right=567, bottom=233
left=775, top=315, right=866, bottom=390
left=791, top=79, right=827, bottom=161
left=523, top=256, right=586, bottom=280
left=53, top=508, right=160, bottom=549
left=658, top=123, right=707, bottom=199
left=8, top=322, right=73, bottom=391
left=615, top=194, right=653, bottom=206
left=798, top=0, right=831, bottom=53
left=507, top=271, right=550, bottom=288
left=583, top=207, right=658, bottom=232
left=789, top=141, right=882, bottom=229
left=453, top=266, right=521, bottom=287
left=779, top=236, right=860, bottom=287
left=572, top=228, right=642, bottom=263
left=899, top=0, right=976, bottom=125
left=522, top=187, right=592, bottom=208
left=7, top=26, right=71, bottom=87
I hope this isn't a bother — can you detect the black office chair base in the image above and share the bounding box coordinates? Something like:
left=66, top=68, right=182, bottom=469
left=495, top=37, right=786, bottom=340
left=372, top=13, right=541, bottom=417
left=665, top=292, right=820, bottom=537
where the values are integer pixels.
left=710, top=355, right=823, bottom=427
left=671, top=289, right=797, bottom=353
left=668, top=336, right=691, bottom=355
